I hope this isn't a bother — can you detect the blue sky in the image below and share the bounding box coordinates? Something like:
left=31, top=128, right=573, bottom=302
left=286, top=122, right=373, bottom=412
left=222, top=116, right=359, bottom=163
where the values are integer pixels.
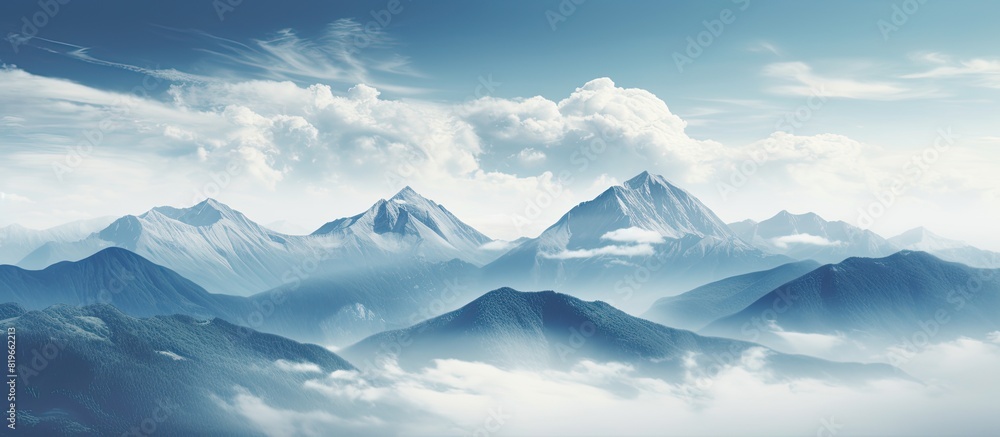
left=2, top=0, right=999, bottom=249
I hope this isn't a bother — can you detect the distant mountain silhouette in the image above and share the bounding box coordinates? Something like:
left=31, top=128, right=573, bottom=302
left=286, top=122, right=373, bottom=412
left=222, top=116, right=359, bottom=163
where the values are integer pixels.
left=344, top=288, right=901, bottom=383
left=643, top=260, right=820, bottom=330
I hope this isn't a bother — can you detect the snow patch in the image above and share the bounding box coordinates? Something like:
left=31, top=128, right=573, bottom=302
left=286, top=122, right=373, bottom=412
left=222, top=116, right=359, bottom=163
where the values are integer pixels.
left=541, top=243, right=655, bottom=259
left=157, top=350, right=186, bottom=361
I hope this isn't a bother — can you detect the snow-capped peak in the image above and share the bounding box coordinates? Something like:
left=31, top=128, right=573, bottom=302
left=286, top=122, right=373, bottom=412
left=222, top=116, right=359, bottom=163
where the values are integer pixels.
left=552, top=170, right=737, bottom=241
left=311, top=187, right=495, bottom=264
left=889, top=227, right=967, bottom=251
left=623, top=170, right=674, bottom=190
left=147, top=198, right=244, bottom=227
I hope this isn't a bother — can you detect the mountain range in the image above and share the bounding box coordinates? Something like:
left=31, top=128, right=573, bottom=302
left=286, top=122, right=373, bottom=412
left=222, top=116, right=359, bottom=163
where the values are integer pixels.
left=702, top=251, right=1000, bottom=350
left=342, top=287, right=901, bottom=383
left=888, top=226, right=1000, bottom=269
left=481, top=172, right=791, bottom=312
left=642, top=260, right=820, bottom=330
left=0, top=247, right=246, bottom=318
left=0, top=217, right=114, bottom=265
left=728, top=210, right=898, bottom=264
left=0, top=247, right=481, bottom=347
left=14, top=188, right=500, bottom=296
left=6, top=303, right=353, bottom=435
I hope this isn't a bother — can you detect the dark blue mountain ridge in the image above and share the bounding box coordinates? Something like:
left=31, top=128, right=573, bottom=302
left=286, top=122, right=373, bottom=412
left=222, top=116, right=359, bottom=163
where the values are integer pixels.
left=702, top=251, right=1000, bottom=346
left=0, top=247, right=246, bottom=318
left=643, top=260, right=821, bottom=330
left=6, top=303, right=354, bottom=435
left=1, top=246, right=481, bottom=347
left=342, top=287, right=902, bottom=383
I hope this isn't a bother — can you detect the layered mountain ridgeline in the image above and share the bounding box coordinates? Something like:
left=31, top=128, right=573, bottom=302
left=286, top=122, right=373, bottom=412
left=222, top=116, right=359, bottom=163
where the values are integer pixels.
left=17, top=190, right=501, bottom=296
left=0, top=247, right=485, bottom=347
left=0, top=217, right=114, bottom=265
left=888, top=227, right=1000, bottom=269
left=17, top=199, right=317, bottom=296
left=0, top=247, right=247, bottom=318
left=643, top=260, right=820, bottom=330
left=728, top=210, right=897, bottom=264
left=702, top=251, right=1000, bottom=348
left=4, top=303, right=353, bottom=435
left=482, top=172, right=790, bottom=312
left=247, top=258, right=485, bottom=346
left=342, top=288, right=901, bottom=383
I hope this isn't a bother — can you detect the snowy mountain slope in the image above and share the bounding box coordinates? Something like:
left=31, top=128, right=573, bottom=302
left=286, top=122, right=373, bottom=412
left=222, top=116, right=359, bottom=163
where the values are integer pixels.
left=643, top=260, right=820, bottom=330
left=342, top=288, right=901, bottom=383
left=8, top=303, right=353, bottom=435
left=17, top=190, right=499, bottom=295
left=18, top=199, right=320, bottom=295
left=0, top=216, right=114, bottom=265
left=702, top=251, right=1000, bottom=349
left=312, top=186, right=498, bottom=266
left=888, top=227, right=1000, bottom=268
left=728, top=210, right=897, bottom=264
left=481, top=171, right=790, bottom=311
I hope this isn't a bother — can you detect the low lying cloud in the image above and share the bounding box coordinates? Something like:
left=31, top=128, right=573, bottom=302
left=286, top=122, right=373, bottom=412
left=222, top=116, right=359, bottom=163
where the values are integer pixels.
left=216, top=335, right=1000, bottom=436
left=987, top=331, right=1000, bottom=344
left=770, top=233, right=843, bottom=249
left=479, top=240, right=518, bottom=252
left=275, top=360, right=324, bottom=374
left=541, top=243, right=656, bottom=260
left=770, top=330, right=846, bottom=357
left=601, top=227, right=665, bottom=244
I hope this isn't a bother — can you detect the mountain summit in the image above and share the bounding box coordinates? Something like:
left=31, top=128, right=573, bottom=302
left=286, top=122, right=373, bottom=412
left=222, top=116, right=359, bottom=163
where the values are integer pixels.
left=312, top=186, right=496, bottom=265
left=561, top=170, right=738, bottom=243
left=888, top=227, right=1000, bottom=268
left=343, top=287, right=899, bottom=382
left=18, top=199, right=313, bottom=295
left=483, top=171, right=787, bottom=310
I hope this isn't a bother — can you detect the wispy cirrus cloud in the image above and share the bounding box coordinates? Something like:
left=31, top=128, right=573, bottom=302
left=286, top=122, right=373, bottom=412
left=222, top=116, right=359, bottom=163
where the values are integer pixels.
left=763, top=61, right=931, bottom=100
left=903, top=57, right=1000, bottom=89
left=10, top=19, right=427, bottom=95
